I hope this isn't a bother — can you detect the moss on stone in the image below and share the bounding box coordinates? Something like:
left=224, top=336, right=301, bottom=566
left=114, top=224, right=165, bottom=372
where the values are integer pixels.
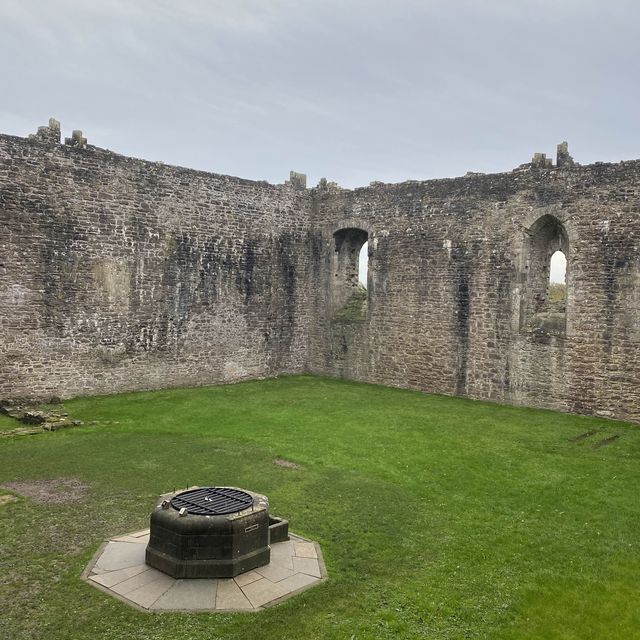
left=333, top=286, right=367, bottom=322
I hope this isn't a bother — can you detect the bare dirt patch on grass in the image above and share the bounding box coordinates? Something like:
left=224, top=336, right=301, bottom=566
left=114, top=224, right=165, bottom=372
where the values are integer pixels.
left=273, top=458, right=302, bottom=470
left=1, top=478, right=89, bottom=504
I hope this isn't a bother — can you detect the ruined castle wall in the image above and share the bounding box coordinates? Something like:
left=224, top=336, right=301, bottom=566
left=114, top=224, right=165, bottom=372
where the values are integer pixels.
left=308, top=163, right=640, bottom=422
left=0, top=134, right=314, bottom=399
left=2, top=125, right=639, bottom=422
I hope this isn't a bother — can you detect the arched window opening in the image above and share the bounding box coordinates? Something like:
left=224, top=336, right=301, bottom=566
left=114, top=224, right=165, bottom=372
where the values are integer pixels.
left=358, top=241, right=368, bottom=288
left=332, top=227, right=368, bottom=321
left=548, top=249, right=566, bottom=311
left=520, top=215, right=568, bottom=336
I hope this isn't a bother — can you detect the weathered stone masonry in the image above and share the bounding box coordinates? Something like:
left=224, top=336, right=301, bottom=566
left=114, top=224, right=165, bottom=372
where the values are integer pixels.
left=1, top=120, right=639, bottom=421
left=0, top=120, right=314, bottom=399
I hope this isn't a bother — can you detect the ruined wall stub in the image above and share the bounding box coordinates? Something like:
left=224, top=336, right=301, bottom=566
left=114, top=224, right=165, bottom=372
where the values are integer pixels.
left=1, top=121, right=639, bottom=421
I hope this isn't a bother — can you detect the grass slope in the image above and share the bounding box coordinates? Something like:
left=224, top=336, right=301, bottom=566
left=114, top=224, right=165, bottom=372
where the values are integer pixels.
left=1, top=376, right=639, bottom=640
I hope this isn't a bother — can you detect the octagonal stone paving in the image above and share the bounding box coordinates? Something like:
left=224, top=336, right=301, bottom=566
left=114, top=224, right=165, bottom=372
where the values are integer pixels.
left=82, top=529, right=326, bottom=612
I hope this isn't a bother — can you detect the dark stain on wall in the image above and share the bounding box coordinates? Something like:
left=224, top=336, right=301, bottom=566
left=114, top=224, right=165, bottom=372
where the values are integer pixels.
left=198, top=238, right=223, bottom=306
left=162, top=233, right=199, bottom=338
left=452, top=244, right=471, bottom=396
left=39, top=216, right=87, bottom=335
left=238, top=239, right=257, bottom=302
left=277, top=233, right=296, bottom=320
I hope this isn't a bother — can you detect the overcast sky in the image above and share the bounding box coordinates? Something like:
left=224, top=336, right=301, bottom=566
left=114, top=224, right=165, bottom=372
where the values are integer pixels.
left=1, top=1, right=639, bottom=188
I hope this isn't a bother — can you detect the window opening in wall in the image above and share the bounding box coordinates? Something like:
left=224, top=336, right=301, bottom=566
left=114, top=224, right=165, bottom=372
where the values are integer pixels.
left=359, top=241, right=368, bottom=288
left=548, top=249, right=566, bottom=310
left=520, top=214, right=568, bottom=337
left=332, top=228, right=369, bottom=322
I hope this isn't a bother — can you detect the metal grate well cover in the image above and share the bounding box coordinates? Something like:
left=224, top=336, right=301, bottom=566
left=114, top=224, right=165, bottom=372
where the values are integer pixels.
left=169, top=487, right=254, bottom=516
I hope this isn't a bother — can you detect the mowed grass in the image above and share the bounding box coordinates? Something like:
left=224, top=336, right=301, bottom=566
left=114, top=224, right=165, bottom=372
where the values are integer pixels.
left=1, top=375, right=639, bottom=640
left=0, top=413, right=18, bottom=431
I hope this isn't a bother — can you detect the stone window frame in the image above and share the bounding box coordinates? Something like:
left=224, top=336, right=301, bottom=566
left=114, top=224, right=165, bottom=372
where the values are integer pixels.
left=325, top=218, right=374, bottom=319
left=515, top=210, right=575, bottom=338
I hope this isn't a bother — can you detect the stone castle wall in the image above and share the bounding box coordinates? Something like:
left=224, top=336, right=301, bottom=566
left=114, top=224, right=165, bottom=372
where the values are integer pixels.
left=0, top=125, right=315, bottom=399
left=1, top=121, right=639, bottom=421
left=309, top=161, right=640, bottom=422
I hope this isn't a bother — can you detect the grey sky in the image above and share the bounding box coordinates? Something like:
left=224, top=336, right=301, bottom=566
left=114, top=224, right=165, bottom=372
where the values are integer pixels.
left=1, top=1, right=639, bottom=188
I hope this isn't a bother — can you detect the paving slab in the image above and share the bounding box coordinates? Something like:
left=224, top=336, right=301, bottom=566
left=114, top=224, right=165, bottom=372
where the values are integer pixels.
left=270, top=540, right=294, bottom=557
left=292, top=556, right=322, bottom=578
left=255, top=562, right=295, bottom=583
left=269, top=553, right=294, bottom=570
left=95, top=541, right=146, bottom=572
left=234, top=570, right=262, bottom=587
left=269, top=541, right=295, bottom=570
left=293, top=541, right=318, bottom=558
left=110, top=568, right=168, bottom=596
left=90, top=564, right=148, bottom=588
left=113, top=535, right=147, bottom=544
left=125, top=574, right=174, bottom=608
left=152, top=579, right=217, bottom=610
left=277, top=571, right=319, bottom=595
left=216, top=579, right=253, bottom=610
left=240, top=577, right=288, bottom=608
left=83, top=528, right=326, bottom=612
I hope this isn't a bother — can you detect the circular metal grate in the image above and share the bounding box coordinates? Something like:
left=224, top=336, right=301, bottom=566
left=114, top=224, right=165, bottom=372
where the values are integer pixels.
left=170, top=487, right=253, bottom=516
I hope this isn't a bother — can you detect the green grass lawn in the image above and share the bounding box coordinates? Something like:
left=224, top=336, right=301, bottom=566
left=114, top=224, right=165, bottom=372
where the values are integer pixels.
left=1, top=376, right=639, bottom=640
left=0, top=413, right=19, bottom=431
